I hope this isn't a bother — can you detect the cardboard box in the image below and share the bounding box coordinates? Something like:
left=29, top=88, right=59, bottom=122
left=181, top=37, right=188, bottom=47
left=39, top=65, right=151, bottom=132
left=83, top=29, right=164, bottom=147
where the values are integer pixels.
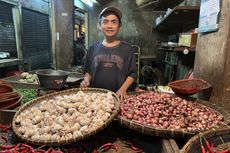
left=178, top=33, right=198, bottom=47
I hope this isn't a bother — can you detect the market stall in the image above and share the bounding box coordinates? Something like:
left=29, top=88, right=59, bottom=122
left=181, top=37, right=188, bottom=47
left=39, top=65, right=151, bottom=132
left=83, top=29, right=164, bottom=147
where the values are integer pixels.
left=1, top=76, right=230, bottom=153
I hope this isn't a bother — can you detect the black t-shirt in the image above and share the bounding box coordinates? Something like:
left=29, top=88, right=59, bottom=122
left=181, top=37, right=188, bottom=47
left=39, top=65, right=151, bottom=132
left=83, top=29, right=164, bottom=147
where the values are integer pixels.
left=84, top=41, right=137, bottom=92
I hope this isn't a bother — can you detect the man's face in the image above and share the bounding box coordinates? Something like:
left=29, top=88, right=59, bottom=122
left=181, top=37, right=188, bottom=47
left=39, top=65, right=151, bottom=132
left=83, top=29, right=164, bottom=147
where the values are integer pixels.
left=99, top=14, right=121, bottom=38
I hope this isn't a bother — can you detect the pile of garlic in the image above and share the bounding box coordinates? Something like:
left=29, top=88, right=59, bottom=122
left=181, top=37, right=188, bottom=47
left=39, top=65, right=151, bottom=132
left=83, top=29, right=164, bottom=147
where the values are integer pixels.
left=19, top=72, right=38, bottom=84
left=15, top=91, right=116, bottom=142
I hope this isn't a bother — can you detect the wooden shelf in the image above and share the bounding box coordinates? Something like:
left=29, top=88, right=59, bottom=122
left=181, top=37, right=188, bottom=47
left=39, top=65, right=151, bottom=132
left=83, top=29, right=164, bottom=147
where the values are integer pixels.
left=159, top=47, right=174, bottom=51
left=159, top=46, right=196, bottom=52
left=154, top=6, right=200, bottom=33
left=140, top=55, right=157, bottom=60
left=174, top=46, right=196, bottom=52
left=136, top=0, right=184, bottom=10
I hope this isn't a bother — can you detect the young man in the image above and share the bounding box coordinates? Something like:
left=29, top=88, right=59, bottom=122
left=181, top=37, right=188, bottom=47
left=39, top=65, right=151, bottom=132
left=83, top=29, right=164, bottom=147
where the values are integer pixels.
left=80, top=7, right=137, bottom=99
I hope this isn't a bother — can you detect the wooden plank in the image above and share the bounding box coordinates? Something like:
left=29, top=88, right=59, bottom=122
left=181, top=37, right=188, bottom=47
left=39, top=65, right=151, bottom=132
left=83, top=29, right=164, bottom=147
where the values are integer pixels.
left=161, top=139, right=175, bottom=153
left=169, top=139, right=180, bottom=153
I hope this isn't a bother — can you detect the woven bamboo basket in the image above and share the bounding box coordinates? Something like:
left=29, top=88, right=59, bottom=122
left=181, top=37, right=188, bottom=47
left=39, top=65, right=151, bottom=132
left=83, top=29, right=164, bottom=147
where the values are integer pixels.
left=12, top=88, right=120, bottom=146
left=117, top=92, right=230, bottom=139
left=181, top=127, right=230, bottom=153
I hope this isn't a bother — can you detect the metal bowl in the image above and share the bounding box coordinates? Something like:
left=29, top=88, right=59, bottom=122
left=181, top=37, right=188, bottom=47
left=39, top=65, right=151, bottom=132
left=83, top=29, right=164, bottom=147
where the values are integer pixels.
left=35, top=69, right=69, bottom=90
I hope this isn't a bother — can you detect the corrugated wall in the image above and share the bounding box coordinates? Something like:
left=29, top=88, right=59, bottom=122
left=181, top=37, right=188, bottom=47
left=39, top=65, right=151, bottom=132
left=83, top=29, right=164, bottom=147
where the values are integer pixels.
left=0, top=1, right=17, bottom=57
left=21, top=8, right=51, bottom=70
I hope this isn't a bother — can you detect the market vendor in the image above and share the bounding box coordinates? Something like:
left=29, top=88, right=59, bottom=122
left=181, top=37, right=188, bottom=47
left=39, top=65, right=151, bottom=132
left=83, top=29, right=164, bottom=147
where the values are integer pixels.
left=80, top=7, right=137, bottom=99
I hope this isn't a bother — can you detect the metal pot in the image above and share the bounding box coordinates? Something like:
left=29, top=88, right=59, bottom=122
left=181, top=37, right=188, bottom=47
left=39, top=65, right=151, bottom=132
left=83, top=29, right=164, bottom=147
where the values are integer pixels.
left=35, top=69, right=69, bottom=90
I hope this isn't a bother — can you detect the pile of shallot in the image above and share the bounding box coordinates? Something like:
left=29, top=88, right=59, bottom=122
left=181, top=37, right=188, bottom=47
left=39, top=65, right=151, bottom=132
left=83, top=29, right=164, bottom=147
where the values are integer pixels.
left=121, top=91, right=224, bottom=131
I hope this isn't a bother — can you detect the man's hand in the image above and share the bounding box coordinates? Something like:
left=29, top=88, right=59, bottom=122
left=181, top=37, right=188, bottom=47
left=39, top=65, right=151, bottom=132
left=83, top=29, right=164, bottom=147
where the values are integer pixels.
left=116, top=76, right=134, bottom=100
left=80, top=73, right=91, bottom=88
left=116, top=88, right=127, bottom=100
left=80, top=79, right=90, bottom=88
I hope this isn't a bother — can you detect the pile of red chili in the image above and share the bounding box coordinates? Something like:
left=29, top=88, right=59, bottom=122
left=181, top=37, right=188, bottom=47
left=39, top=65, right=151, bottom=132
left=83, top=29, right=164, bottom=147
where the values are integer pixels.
left=0, top=143, right=64, bottom=153
left=200, top=136, right=230, bottom=153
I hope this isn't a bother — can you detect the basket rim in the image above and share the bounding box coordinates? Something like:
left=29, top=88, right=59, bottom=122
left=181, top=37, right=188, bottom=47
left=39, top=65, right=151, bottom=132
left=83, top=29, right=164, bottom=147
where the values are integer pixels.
left=12, top=88, right=120, bottom=146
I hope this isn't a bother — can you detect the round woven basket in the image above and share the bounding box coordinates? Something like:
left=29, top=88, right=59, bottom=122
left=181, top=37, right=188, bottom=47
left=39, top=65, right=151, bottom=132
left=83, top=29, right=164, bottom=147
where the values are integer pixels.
left=117, top=92, right=229, bottom=139
left=12, top=88, right=120, bottom=146
left=181, top=127, right=230, bottom=153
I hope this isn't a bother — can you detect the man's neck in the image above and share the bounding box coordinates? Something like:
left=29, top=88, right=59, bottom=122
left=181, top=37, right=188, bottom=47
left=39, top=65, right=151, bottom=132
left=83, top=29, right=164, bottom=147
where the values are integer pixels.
left=102, top=38, right=120, bottom=47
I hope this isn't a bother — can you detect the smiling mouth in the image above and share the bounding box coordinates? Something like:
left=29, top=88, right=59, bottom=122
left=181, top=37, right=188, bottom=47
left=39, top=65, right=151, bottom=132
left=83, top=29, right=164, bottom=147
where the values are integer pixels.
left=106, top=30, right=114, bottom=32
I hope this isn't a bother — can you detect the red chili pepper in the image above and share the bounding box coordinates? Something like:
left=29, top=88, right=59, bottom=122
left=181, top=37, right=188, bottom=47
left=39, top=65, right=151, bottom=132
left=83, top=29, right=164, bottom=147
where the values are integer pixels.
left=93, top=149, right=98, bottom=153
left=0, top=124, right=11, bottom=131
left=0, top=150, right=13, bottom=153
left=130, top=143, right=143, bottom=151
left=12, top=149, right=19, bottom=153
left=203, top=137, right=214, bottom=153
left=66, top=148, right=82, bottom=153
left=46, top=148, right=53, bottom=153
left=34, top=149, right=46, bottom=153
left=98, top=143, right=118, bottom=152
left=17, top=146, right=28, bottom=152
left=0, top=145, right=15, bottom=150
left=200, top=137, right=206, bottom=153
left=123, top=141, right=143, bottom=152
left=135, top=150, right=144, bottom=153
left=21, top=144, right=34, bottom=151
